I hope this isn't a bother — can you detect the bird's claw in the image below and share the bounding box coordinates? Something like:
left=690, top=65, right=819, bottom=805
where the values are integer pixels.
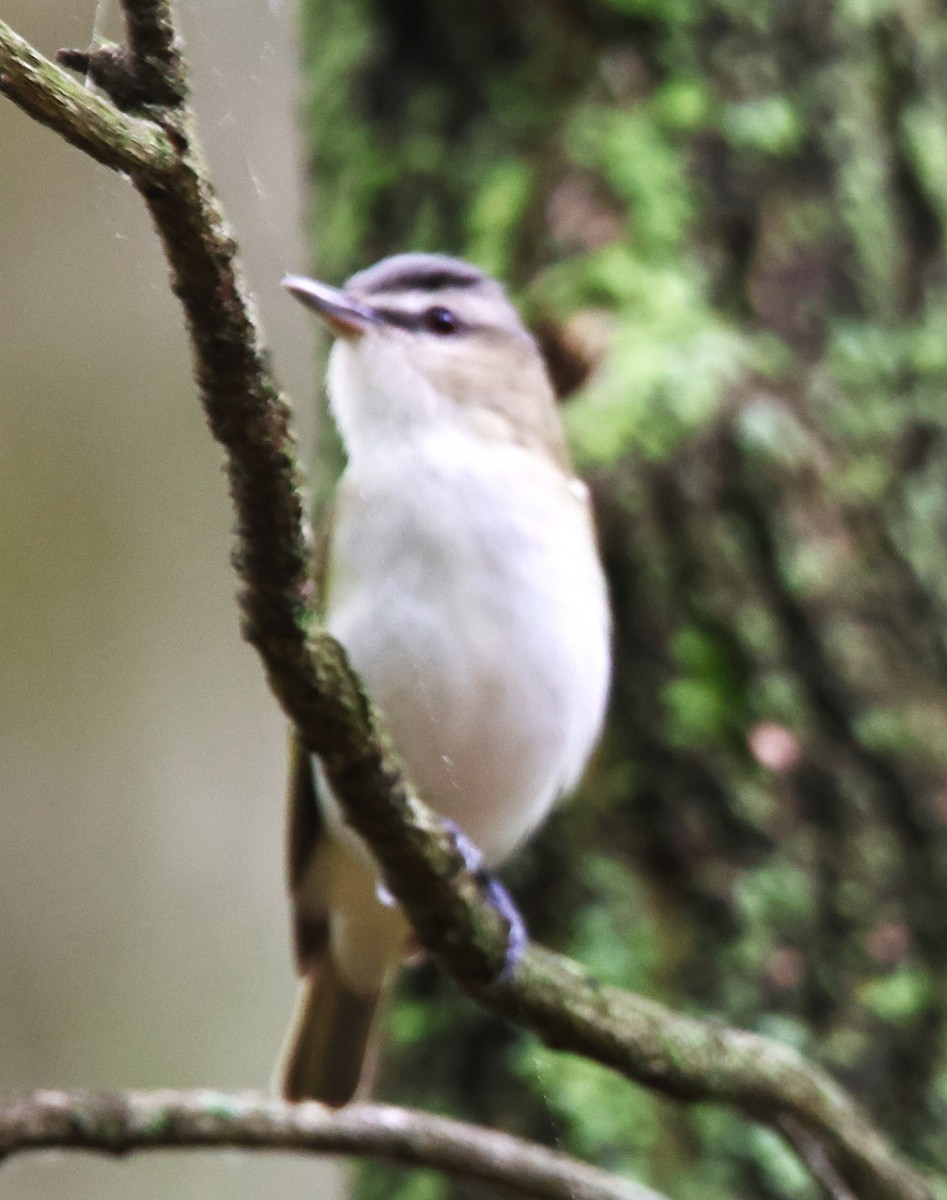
left=443, top=819, right=527, bottom=982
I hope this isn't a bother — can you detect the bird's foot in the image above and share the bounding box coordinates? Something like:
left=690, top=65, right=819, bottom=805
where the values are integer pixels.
left=443, top=820, right=528, bottom=982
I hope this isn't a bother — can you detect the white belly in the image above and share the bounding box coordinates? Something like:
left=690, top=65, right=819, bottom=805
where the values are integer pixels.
left=321, top=430, right=610, bottom=867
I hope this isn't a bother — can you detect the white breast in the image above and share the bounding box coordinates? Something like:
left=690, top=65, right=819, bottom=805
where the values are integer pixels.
left=321, top=423, right=611, bottom=867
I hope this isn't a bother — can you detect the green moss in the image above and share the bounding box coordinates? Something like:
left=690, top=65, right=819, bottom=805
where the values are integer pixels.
left=651, top=77, right=715, bottom=132
left=747, top=1126, right=819, bottom=1197
left=541, top=243, right=762, bottom=463
left=902, top=104, right=947, bottom=251
left=818, top=52, right=901, bottom=319
left=722, top=95, right=805, bottom=156
left=300, top=0, right=383, bottom=280
left=736, top=397, right=816, bottom=468
left=567, top=320, right=751, bottom=464
left=358, top=1166, right=448, bottom=1200
left=567, top=107, right=695, bottom=256
left=735, top=858, right=816, bottom=929
left=465, top=159, right=535, bottom=278
left=861, top=967, right=935, bottom=1022
left=571, top=854, right=660, bottom=989
left=519, top=1045, right=663, bottom=1175
left=663, top=626, right=749, bottom=747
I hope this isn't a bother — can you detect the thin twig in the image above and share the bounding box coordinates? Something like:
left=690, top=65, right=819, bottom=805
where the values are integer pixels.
left=0, top=1090, right=666, bottom=1200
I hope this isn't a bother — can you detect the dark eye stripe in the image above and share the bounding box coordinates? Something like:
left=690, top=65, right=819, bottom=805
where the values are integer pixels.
left=375, top=306, right=469, bottom=334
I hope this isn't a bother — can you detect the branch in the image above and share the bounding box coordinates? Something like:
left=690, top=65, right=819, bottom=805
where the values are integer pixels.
left=0, top=11, right=939, bottom=1200
left=493, top=947, right=935, bottom=1200
left=0, top=22, right=174, bottom=179
left=117, top=0, right=187, bottom=105
left=0, top=1091, right=665, bottom=1200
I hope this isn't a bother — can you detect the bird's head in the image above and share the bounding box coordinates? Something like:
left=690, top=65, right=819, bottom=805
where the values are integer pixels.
left=283, top=253, right=565, bottom=465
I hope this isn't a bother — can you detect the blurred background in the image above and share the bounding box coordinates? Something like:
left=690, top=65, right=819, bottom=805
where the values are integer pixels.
left=0, top=3, right=344, bottom=1198
left=291, top=4, right=947, bottom=1199
left=9, top=3, right=947, bottom=1200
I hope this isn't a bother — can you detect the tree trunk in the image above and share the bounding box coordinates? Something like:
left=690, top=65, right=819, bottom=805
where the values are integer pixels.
left=300, top=3, right=947, bottom=1194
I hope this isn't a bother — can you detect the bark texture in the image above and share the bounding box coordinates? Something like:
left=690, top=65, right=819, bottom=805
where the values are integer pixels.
left=299, top=3, right=947, bottom=1196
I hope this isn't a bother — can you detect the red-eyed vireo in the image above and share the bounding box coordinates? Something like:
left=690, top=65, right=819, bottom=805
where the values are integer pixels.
left=278, top=254, right=611, bottom=1105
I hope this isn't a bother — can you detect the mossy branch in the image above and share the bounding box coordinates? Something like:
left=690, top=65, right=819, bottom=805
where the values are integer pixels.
left=0, top=20, right=174, bottom=176
left=0, top=8, right=939, bottom=1200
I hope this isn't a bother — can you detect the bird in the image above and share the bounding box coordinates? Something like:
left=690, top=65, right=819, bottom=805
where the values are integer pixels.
left=278, top=253, right=611, bottom=1106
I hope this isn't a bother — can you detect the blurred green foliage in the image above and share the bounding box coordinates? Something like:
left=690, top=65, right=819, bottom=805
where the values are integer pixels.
left=300, top=0, right=947, bottom=1196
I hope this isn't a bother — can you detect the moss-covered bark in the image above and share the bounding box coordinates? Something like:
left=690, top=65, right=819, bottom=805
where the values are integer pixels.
left=300, top=3, right=947, bottom=1196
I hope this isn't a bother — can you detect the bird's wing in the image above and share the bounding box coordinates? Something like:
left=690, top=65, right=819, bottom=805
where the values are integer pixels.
left=286, top=730, right=330, bottom=970
left=285, top=500, right=337, bottom=971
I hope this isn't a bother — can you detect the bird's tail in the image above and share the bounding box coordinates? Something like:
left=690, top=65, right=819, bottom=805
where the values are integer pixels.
left=279, top=956, right=383, bottom=1106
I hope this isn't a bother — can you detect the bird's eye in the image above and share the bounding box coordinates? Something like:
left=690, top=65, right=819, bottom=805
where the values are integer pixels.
left=424, top=306, right=460, bottom=335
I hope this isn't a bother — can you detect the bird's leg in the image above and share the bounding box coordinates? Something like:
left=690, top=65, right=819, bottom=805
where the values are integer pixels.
left=442, top=819, right=528, bottom=982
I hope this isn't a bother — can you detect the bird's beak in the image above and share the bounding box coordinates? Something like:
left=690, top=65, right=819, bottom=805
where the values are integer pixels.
left=282, top=274, right=381, bottom=339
